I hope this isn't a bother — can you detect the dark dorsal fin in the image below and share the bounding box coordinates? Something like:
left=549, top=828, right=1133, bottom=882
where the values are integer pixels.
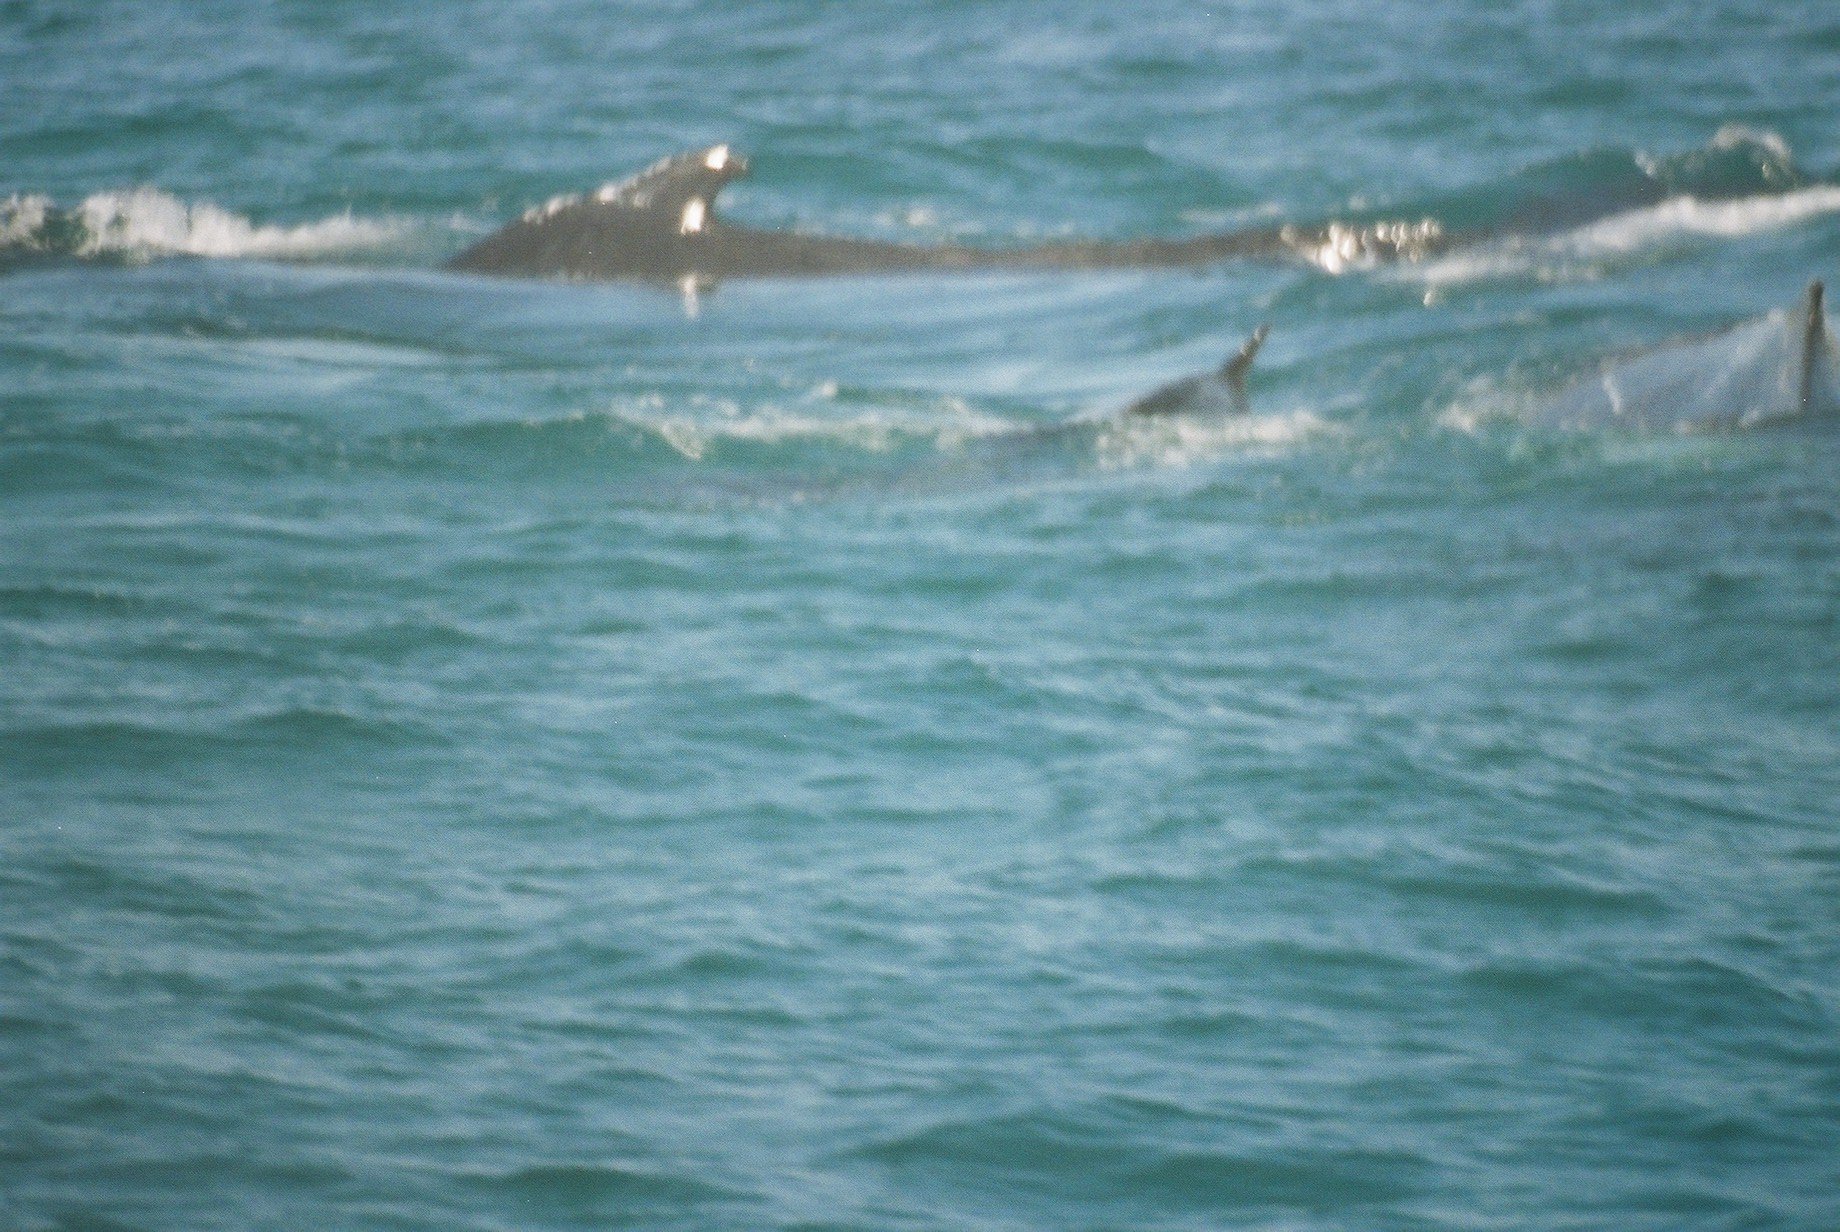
left=1219, top=323, right=1270, bottom=412
left=1124, top=324, right=1272, bottom=417
left=1798, top=279, right=1826, bottom=413
left=1220, top=324, right=1270, bottom=397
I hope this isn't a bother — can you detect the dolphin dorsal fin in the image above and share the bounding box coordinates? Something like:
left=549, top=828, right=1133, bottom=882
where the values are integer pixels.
left=1798, top=279, right=1827, bottom=413
left=1221, top=324, right=1271, bottom=405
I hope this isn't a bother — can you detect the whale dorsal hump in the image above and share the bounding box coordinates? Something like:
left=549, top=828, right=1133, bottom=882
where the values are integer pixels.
left=448, top=145, right=753, bottom=277
left=524, top=144, right=750, bottom=232
left=594, top=145, right=747, bottom=214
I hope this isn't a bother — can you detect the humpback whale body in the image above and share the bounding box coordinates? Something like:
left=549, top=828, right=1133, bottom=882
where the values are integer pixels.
left=446, top=145, right=1444, bottom=281
left=1531, top=280, right=1836, bottom=432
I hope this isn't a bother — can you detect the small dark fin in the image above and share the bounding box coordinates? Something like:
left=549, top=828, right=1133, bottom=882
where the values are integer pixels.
left=1798, top=280, right=1826, bottom=413
left=1220, top=324, right=1270, bottom=390
left=1220, top=324, right=1270, bottom=412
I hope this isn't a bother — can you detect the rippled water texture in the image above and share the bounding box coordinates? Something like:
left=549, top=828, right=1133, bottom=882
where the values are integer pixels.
left=4, top=2, right=1840, bottom=1229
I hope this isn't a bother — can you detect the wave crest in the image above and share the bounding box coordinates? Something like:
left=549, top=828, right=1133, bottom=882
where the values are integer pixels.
left=1401, top=184, right=1840, bottom=296
left=1093, top=407, right=1333, bottom=470
left=1638, top=124, right=1803, bottom=194
left=628, top=399, right=1015, bottom=462
left=1, top=188, right=410, bottom=265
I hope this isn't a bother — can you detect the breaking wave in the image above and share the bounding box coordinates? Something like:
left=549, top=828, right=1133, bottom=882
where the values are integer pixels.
left=615, top=397, right=1017, bottom=463
left=1562, top=185, right=1840, bottom=255
left=1380, top=127, right=1840, bottom=293
left=0, top=188, right=415, bottom=267
left=601, top=391, right=1331, bottom=474
left=1399, top=184, right=1840, bottom=295
left=1089, top=406, right=1335, bottom=470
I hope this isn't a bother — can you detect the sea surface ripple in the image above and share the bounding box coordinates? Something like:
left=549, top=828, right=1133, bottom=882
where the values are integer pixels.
left=4, top=1, right=1840, bottom=1229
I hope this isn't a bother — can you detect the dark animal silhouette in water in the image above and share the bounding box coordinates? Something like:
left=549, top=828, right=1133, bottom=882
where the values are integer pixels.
left=1530, top=280, right=1836, bottom=432
left=951, top=323, right=1275, bottom=480
left=1121, top=325, right=1269, bottom=417
left=446, top=145, right=1444, bottom=282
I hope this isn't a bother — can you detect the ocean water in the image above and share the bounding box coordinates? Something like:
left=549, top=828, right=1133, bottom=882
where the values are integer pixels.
left=5, top=1, right=1840, bottom=1229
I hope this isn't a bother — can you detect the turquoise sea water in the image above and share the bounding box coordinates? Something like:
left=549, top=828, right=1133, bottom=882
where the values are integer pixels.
left=5, top=2, right=1840, bottom=1228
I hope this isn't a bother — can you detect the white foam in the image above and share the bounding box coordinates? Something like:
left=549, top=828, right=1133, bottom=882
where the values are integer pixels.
left=618, top=399, right=1014, bottom=462
left=59, top=187, right=409, bottom=259
left=0, top=194, right=55, bottom=246
left=1436, top=375, right=1541, bottom=434
left=1094, top=408, right=1332, bottom=470
left=1710, top=122, right=1792, bottom=167
left=1400, top=185, right=1840, bottom=296
left=1292, top=218, right=1444, bottom=275
left=1564, top=185, right=1840, bottom=253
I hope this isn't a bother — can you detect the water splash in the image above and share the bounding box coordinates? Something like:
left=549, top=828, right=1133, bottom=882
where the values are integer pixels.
left=1, top=188, right=412, bottom=266
left=1398, top=184, right=1840, bottom=297
left=1285, top=218, right=1446, bottom=274
left=1092, top=407, right=1334, bottom=470
left=617, top=397, right=1015, bottom=463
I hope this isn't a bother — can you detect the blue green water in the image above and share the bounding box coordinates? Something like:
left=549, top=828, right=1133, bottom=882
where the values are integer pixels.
left=5, top=2, right=1840, bottom=1228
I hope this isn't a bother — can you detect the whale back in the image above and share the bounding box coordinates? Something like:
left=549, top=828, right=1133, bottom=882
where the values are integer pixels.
left=447, top=145, right=748, bottom=278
